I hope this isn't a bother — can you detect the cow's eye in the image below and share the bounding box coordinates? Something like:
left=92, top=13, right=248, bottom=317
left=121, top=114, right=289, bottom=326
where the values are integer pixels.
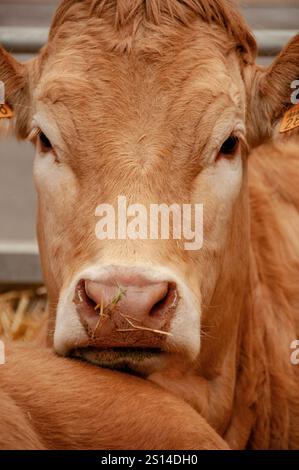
left=218, top=135, right=239, bottom=158
left=38, top=131, right=53, bottom=153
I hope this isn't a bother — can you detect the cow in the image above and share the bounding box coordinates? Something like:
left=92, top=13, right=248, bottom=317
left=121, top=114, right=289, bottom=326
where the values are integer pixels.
left=1, top=0, right=299, bottom=449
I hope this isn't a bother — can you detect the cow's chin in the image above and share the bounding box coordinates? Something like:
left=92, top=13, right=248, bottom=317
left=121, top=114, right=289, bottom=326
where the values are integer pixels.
left=70, top=347, right=170, bottom=376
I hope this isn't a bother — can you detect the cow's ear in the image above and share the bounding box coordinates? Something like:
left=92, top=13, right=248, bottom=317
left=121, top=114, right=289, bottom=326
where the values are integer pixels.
left=247, top=33, right=299, bottom=146
left=0, top=46, right=30, bottom=138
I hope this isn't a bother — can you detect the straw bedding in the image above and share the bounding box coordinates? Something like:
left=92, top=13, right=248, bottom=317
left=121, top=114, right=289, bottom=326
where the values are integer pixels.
left=0, top=286, right=48, bottom=341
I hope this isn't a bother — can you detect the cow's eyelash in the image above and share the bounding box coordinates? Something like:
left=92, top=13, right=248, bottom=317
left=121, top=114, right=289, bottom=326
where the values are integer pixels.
left=26, top=127, right=58, bottom=161
left=26, top=127, right=41, bottom=142
left=27, top=127, right=54, bottom=149
left=236, top=133, right=249, bottom=155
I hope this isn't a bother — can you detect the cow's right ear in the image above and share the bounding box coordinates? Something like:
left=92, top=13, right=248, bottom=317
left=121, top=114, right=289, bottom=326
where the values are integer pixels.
left=247, top=33, right=299, bottom=147
left=0, top=46, right=30, bottom=138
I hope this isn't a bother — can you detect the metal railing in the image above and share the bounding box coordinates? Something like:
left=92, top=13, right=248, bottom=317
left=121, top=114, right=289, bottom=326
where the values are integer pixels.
left=0, top=243, right=41, bottom=283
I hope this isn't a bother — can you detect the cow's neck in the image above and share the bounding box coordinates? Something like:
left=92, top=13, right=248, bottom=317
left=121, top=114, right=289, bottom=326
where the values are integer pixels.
left=193, top=246, right=296, bottom=449
left=159, top=214, right=298, bottom=448
left=203, top=175, right=299, bottom=448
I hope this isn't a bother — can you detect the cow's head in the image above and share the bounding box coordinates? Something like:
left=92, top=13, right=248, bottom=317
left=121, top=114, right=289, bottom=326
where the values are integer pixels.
left=1, top=0, right=299, bottom=376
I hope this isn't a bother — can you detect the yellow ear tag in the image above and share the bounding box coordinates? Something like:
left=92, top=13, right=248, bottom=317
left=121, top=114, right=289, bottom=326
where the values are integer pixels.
left=280, top=104, right=299, bottom=133
left=0, top=103, right=14, bottom=119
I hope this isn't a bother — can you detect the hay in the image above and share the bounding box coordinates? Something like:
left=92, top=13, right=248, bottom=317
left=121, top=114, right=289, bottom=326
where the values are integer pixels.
left=93, top=285, right=173, bottom=338
left=117, top=313, right=173, bottom=337
left=0, top=286, right=48, bottom=342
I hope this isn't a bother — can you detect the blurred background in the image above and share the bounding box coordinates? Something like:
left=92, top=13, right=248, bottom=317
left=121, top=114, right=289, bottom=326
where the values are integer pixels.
left=0, top=0, right=298, bottom=285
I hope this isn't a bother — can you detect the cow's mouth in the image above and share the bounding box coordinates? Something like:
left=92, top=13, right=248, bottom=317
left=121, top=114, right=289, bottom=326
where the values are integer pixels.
left=71, top=346, right=166, bottom=376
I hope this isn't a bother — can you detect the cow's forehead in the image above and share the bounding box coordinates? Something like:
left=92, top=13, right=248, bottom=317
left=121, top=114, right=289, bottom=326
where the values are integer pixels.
left=33, top=21, right=246, bottom=168
left=37, top=24, right=244, bottom=117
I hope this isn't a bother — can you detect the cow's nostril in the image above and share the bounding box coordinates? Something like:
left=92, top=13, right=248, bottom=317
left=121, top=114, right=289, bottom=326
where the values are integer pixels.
left=84, top=281, right=98, bottom=308
left=149, top=282, right=178, bottom=317
left=149, top=285, right=169, bottom=317
left=74, top=280, right=98, bottom=311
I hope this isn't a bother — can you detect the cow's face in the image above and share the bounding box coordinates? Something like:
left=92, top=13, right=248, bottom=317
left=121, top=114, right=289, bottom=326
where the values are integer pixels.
left=1, top=2, right=298, bottom=376
left=32, top=22, right=249, bottom=375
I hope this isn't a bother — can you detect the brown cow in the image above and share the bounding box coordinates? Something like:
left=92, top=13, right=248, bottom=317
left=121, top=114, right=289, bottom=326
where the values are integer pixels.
left=1, top=0, right=299, bottom=449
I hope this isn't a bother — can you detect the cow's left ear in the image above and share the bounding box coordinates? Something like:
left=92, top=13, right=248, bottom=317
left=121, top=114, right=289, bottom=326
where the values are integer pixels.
left=0, top=46, right=31, bottom=138
left=247, top=33, right=299, bottom=147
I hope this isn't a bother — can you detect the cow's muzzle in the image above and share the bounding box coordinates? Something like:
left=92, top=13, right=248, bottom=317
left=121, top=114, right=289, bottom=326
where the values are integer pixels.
left=73, top=271, right=179, bottom=350
left=54, top=264, right=201, bottom=375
